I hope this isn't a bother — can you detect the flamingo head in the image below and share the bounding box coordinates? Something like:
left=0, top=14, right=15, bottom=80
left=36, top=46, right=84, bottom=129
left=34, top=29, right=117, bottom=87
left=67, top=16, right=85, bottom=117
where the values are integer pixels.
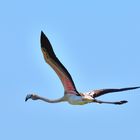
left=25, top=94, right=39, bottom=101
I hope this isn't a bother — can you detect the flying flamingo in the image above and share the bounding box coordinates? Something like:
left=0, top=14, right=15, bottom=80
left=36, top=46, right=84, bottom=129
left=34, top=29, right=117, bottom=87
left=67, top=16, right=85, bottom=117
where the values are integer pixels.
left=25, top=31, right=140, bottom=105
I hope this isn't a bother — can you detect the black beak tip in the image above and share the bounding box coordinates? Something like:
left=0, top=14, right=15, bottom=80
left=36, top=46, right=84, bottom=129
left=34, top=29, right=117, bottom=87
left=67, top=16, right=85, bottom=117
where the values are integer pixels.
left=25, top=98, right=28, bottom=102
left=25, top=94, right=32, bottom=102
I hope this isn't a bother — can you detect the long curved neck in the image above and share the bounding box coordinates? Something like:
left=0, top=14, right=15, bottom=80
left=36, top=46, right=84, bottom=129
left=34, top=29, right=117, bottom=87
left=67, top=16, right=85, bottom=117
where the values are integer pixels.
left=37, top=95, right=66, bottom=103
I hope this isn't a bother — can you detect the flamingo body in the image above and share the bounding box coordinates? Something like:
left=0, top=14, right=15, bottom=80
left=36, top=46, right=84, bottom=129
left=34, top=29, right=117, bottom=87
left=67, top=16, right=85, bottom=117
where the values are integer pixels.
left=25, top=31, right=140, bottom=106
left=64, top=93, right=93, bottom=105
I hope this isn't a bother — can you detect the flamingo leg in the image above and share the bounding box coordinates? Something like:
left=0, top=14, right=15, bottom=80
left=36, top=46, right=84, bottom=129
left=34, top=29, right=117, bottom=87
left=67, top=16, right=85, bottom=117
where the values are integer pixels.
left=93, top=99, right=128, bottom=105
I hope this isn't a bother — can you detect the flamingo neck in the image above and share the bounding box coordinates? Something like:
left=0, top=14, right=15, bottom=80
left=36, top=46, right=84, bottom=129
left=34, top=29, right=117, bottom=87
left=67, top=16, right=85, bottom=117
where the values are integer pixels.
left=37, top=95, right=66, bottom=103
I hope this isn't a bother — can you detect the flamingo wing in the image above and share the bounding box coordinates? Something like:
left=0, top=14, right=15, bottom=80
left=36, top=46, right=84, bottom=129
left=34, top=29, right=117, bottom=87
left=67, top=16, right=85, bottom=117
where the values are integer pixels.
left=40, top=31, right=78, bottom=95
left=89, top=86, right=140, bottom=98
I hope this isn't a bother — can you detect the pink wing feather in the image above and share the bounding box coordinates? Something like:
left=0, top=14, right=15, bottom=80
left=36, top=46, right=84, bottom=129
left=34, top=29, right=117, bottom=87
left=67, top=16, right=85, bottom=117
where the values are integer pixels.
left=40, top=31, right=79, bottom=95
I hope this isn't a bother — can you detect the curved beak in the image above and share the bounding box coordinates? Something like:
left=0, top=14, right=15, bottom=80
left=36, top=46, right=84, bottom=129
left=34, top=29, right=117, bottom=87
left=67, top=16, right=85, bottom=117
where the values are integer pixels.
left=25, top=94, right=32, bottom=102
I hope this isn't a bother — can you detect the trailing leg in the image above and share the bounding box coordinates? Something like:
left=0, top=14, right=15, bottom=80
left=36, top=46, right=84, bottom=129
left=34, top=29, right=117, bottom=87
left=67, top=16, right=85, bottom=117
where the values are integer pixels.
left=93, top=99, right=128, bottom=105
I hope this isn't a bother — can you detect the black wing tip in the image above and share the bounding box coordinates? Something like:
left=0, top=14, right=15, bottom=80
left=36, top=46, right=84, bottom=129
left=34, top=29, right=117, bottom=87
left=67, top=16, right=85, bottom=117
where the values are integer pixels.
left=41, top=30, right=44, bottom=35
left=41, top=30, right=46, bottom=40
left=123, top=86, right=140, bottom=91
left=40, top=30, right=50, bottom=49
left=131, top=86, right=140, bottom=89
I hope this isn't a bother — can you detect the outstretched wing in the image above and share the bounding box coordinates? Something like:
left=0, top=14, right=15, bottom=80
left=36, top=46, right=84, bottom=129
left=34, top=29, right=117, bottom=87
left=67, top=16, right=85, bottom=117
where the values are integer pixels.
left=40, top=31, right=78, bottom=94
left=89, top=86, right=140, bottom=98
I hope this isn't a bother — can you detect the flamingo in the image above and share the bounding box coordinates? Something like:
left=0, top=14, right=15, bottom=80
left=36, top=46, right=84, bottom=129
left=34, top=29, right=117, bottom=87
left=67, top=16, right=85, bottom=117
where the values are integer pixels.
left=25, top=31, right=140, bottom=105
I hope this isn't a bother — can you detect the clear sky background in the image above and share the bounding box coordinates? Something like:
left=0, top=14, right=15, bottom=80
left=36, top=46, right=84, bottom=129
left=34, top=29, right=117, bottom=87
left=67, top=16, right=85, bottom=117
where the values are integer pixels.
left=0, top=0, right=140, bottom=140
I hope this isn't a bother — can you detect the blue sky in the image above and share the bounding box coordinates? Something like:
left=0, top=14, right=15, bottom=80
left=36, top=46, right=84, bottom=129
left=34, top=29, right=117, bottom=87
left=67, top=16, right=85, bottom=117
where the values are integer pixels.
left=0, top=0, right=140, bottom=139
